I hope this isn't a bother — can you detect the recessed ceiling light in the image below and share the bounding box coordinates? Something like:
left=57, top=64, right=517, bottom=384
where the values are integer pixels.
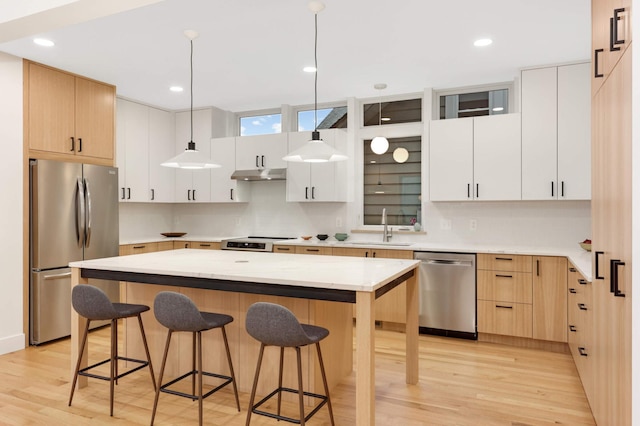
left=33, top=38, right=54, bottom=47
left=169, top=86, right=184, bottom=92
left=492, top=107, right=504, bottom=112
left=474, top=38, right=493, bottom=47
left=303, top=66, right=317, bottom=73
left=381, top=117, right=391, bottom=122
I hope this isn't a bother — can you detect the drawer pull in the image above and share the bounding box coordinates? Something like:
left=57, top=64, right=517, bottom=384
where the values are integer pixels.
left=578, top=279, right=587, bottom=285
left=495, top=274, right=513, bottom=278
left=276, top=247, right=291, bottom=251
left=578, top=347, right=588, bottom=357
left=133, top=245, right=145, bottom=249
left=569, top=288, right=577, bottom=294
left=306, top=249, right=320, bottom=252
left=569, top=325, right=577, bottom=332
left=495, top=305, right=513, bottom=309
left=569, top=267, right=577, bottom=272
left=495, top=257, right=512, bottom=261
left=578, top=303, right=587, bottom=311
left=199, top=244, right=211, bottom=247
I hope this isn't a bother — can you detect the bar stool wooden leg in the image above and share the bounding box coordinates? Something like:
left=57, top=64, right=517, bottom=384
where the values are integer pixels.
left=150, top=330, right=173, bottom=426
left=246, top=343, right=266, bottom=426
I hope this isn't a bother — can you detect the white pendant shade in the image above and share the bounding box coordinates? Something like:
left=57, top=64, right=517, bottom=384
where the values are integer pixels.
left=161, top=146, right=221, bottom=169
left=283, top=133, right=348, bottom=163
left=393, top=147, right=409, bottom=163
left=371, top=136, right=389, bottom=155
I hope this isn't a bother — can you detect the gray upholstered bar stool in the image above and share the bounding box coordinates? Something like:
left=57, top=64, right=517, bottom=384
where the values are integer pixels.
left=68, top=284, right=156, bottom=416
left=245, top=302, right=335, bottom=426
left=151, top=291, right=240, bottom=426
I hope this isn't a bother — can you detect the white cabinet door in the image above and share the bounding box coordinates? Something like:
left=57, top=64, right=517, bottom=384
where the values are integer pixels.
left=521, top=67, right=558, bottom=200
left=285, top=129, right=347, bottom=202
left=558, top=63, right=591, bottom=200
left=210, top=136, right=249, bottom=202
left=473, top=114, right=521, bottom=200
left=429, top=118, right=474, bottom=201
left=148, top=107, right=175, bottom=202
left=174, top=109, right=212, bottom=202
left=116, top=99, right=149, bottom=202
left=235, top=133, right=288, bottom=170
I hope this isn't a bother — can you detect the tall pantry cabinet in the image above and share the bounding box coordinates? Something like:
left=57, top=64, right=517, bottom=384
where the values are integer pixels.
left=590, top=2, right=632, bottom=425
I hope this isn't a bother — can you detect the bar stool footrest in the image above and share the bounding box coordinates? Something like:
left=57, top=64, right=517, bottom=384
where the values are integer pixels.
left=159, top=370, right=233, bottom=401
left=252, top=386, right=329, bottom=424
left=78, top=356, right=149, bottom=382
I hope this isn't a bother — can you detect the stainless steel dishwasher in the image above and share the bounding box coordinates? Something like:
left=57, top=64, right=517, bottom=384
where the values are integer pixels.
left=414, top=251, right=477, bottom=340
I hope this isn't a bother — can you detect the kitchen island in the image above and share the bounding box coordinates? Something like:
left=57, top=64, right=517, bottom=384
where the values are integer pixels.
left=69, top=249, right=420, bottom=425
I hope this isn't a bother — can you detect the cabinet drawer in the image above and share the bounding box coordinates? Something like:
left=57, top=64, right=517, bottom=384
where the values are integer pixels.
left=273, top=245, right=294, bottom=253
left=477, top=270, right=532, bottom=303
left=477, top=253, right=532, bottom=272
left=120, top=242, right=158, bottom=255
left=295, top=246, right=333, bottom=255
left=478, top=300, right=532, bottom=338
left=190, top=242, right=220, bottom=250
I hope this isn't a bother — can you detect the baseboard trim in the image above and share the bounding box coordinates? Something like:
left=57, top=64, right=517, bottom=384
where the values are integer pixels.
left=478, top=333, right=570, bottom=354
left=0, top=333, right=26, bottom=355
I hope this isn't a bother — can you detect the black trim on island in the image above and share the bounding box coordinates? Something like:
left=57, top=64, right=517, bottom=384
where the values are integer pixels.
left=81, top=268, right=415, bottom=303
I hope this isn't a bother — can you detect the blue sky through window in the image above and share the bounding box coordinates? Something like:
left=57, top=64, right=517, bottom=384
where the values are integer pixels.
left=240, top=114, right=282, bottom=136
left=297, top=108, right=332, bottom=131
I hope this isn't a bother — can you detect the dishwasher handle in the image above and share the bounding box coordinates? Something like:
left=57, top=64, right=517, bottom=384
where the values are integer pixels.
left=424, top=259, right=474, bottom=267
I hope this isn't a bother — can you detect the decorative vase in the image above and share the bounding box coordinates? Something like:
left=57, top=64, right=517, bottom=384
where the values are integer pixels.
left=413, top=222, right=421, bottom=231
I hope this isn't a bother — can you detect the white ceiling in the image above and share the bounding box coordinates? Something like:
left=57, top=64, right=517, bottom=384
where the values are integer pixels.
left=0, top=0, right=591, bottom=113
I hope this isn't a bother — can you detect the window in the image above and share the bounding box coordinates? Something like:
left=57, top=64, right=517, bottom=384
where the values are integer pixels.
left=240, top=113, right=282, bottom=136
left=297, top=106, right=347, bottom=131
left=363, top=98, right=422, bottom=126
left=363, top=136, right=421, bottom=226
left=439, top=88, right=509, bottom=119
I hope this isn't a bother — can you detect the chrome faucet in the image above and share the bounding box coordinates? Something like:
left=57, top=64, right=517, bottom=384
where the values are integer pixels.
left=382, top=208, right=392, bottom=242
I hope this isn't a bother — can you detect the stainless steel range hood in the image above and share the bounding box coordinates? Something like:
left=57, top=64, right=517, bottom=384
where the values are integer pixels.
left=230, top=168, right=286, bottom=181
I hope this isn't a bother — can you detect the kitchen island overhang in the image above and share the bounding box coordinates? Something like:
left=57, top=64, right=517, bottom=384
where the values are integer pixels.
left=69, top=249, right=420, bottom=426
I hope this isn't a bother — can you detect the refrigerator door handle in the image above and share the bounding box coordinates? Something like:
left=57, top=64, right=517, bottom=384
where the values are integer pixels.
left=76, top=178, right=85, bottom=248
left=84, top=178, right=92, bottom=247
left=43, top=271, right=72, bottom=280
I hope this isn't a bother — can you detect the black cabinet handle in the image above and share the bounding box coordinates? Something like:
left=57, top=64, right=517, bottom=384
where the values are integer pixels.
left=578, top=347, right=588, bottom=357
left=536, top=259, right=540, bottom=276
left=569, top=325, right=577, bottom=332
left=578, top=279, right=587, bottom=285
left=307, top=249, right=320, bottom=252
left=611, top=259, right=626, bottom=297
left=610, top=9, right=625, bottom=52
left=262, top=155, right=265, bottom=167
left=495, top=274, right=513, bottom=278
left=187, top=189, right=191, bottom=201
left=476, top=183, right=479, bottom=198
left=495, top=257, right=513, bottom=261
left=78, top=138, right=83, bottom=152
left=192, top=189, right=196, bottom=201
left=151, top=189, right=155, bottom=201
left=496, top=305, right=513, bottom=309
left=569, top=288, right=577, bottom=294
left=467, top=183, right=470, bottom=198
left=311, top=186, right=315, bottom=199
left=255, top=156, right=259, bottom=168
left=594, top=49, right=604, bottom=78
left=365, top=252, right=369, bottom=257
left=199, top=244, right=211, bottom=248
left=133, top=245, right=145, bottom=249
left=595, top=251, right=604, bottom=279
left=70, top=137, right=75, bottom=152
left=372, top=252, right=377, bottom=258
left=276, top=247, right=291, bottom=251
left=127, top=188, right=131, bottom=200
left=551, top=181, right=554, bottom=197
left=561, top=181, right=565, bottom=197
left=578, top=303, right=588, bottom=311
left=230, top=188, right=234, bottom=201
left=121, top=187, right=125, bottom=200
left=569, top=267, right=577, bottom=272
left=305, top=187, right=309, bottom=200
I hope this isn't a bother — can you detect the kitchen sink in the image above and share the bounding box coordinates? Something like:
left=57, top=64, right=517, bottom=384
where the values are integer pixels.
left=349, top=241, right=414, bottom=247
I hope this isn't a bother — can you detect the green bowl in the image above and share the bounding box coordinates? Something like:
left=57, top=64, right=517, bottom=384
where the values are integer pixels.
left=334, top=233, right=348, bottom=241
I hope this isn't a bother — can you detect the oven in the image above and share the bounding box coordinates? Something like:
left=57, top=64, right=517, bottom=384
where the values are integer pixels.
left=221, top=236, right=295, bottom=252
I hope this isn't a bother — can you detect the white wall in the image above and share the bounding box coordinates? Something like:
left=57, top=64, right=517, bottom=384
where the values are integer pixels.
left=0, top=52, right=24, bottom=354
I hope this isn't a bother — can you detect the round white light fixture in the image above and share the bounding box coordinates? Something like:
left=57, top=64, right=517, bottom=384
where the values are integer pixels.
left=303, top=66, right=317, bottom=73
left=33, top=38, right=54, bottom=47
left=393, top=147, right=409, bottom=163
left=371, top=136, right=389, bottom=155
left=169, top=86, right=184, bottom=92
left=474, top=38, right=493, bottom=47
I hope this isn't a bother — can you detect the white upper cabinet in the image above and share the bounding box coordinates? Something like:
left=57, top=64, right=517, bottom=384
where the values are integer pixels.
left=116, top=99, right=150, bottom=202
left=429, top=114, right=521, bottom=201
left=286, top=129, right=347, bottom=202
left=148, top=107, right=175, bottom=202
left=174, top=109, right=212, bottom=202
left=235, top=133, right=288, bottom=171
left=210, top=136, right=249, bottom=203
left=521, top=63, right=591, bottom=200
left=429, top=117, right=474, bottom=201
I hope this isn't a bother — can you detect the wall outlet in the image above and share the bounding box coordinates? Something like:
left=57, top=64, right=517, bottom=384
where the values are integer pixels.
left=336, top=217, right=342, bottom=228
left=440, top=219, right=452, bottom=230
left=470, top=219, right=477, bottom=231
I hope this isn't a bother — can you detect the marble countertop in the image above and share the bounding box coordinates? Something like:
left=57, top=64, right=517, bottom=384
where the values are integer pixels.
left=70, top=249, right=420, bottom=293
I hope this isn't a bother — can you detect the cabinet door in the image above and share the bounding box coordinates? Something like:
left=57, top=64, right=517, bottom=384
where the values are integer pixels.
left=235, top=133, right=288, bottom=170
left=174, top=109, right=212, bottom=202
left=521, top=67, right=558, bottom=200
left=532, top=256, right=567, bottom=342
left=27, top=63, right=76, bottom=154
left=285, top=132, right=312, bottom=201
left=429, top=118, right=473, bottom=201
left=473, top=114, right=521, bottom=200
left=148, top=108, right=175, bottom=202
left=557, top=63, right=591, bottom=200
left=210, top=137, right=249, bottom=202
left=117, top=99, right=149, bottom=202
left=75, top=77, right=115, bottom=161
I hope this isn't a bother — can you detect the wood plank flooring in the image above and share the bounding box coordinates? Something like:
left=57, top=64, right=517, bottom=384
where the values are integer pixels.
left=0, top=326, right=595, bottom=425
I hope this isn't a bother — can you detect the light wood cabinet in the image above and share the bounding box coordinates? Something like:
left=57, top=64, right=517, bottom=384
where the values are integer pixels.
left=119, top=242, right=160, bottom=256
left=477, top=300, right=532, bottom=338
left=532, top=256, right=567, bottom=342
left=295, top=246, right=333, bottom=255
left=183, top=241, right=221, bottom=250
left=521, top=63, right=591, bottom=200
left=567, top=263, right=593, bottom=401
left=174, top=109, right=212, bottom=202
left=273, top=245, right=295, bottom=254
left=591, top=2, right=631, bottom=93
left=429, top=114, right=521, bottom=201
left=25, top=61, right=115, bottom=164
left=286, top=129, right=348, bottom=202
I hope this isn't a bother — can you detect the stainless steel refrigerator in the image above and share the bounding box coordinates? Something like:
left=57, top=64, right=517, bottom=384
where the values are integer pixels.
left=29, top=159, right=120, bottom=345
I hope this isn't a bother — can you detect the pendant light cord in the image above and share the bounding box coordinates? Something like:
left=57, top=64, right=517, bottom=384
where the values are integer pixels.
left=190, top=38, right=194, bottom=145
left=314, top=12, right=318, bottom=132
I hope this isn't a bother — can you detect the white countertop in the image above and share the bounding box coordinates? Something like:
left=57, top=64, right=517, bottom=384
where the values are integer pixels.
left=70, top=249, right=420, bottom=293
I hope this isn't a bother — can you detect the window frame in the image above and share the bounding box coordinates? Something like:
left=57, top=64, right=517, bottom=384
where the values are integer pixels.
left=433, top=82, right=515, bottom=120
left=291, top=100, right=348, bottom=132
left=237, top=108, right=283, bottom=136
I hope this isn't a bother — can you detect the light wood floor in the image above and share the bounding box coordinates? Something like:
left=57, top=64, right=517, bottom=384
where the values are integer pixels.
left=0, top=327, right=595, bottom=425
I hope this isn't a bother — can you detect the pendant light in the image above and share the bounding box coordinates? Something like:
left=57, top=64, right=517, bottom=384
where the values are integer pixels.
left=283, top=1, right=347, bottom=163
left=370, top=83, right=389, bottom=155
left=161, top=30, right=220, bottom=170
